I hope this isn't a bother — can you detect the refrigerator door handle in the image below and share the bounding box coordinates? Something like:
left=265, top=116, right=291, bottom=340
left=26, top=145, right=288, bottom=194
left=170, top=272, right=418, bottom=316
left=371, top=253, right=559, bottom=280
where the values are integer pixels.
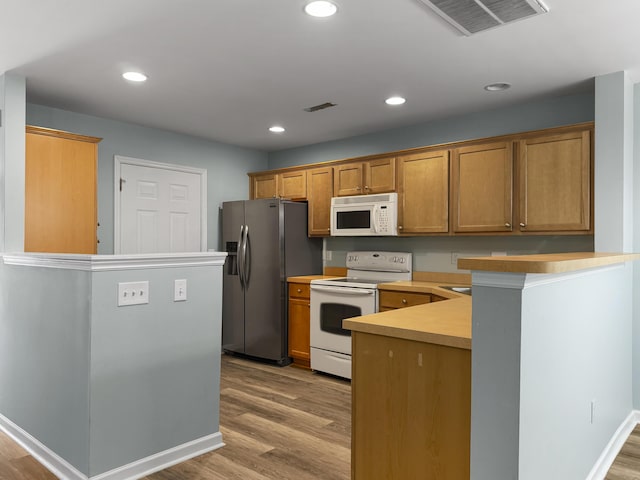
left=243, top=225, right=251, bottom=287
left=237, top=225, right=245, bottom=289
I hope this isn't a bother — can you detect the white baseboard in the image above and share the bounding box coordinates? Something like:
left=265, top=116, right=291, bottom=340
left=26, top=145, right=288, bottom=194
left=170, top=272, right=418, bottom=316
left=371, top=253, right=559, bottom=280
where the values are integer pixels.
left=90, top=432, right=224, bottom=480
left=0, top=413, right=224, bottom=480
left=0, top=413, right=86, bottom=480
left=586, top=410, right=640, bottom=480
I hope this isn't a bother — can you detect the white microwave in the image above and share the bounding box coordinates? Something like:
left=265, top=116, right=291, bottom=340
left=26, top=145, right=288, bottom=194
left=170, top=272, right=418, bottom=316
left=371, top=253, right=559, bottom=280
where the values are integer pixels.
left=330, top=193, right=398, bottom=236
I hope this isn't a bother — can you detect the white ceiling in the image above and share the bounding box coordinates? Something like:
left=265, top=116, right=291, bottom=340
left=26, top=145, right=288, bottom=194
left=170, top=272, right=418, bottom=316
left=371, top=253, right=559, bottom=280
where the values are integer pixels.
left=3, top=0, right=640, bottom=152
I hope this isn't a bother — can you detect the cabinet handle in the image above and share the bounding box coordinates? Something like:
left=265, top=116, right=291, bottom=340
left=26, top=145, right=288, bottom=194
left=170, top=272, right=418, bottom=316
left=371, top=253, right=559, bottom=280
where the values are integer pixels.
left=297, top=288, right=302, bottom=293
left=356, top=186, right=361, bottom=190
left=364, top=185, right=369, bottom=190
left=327, top=228, right=330, bottom=231
left=520, top=223, right=526, bottom=227
left=308, top=303, right=311, bottom=307
left=398, top=226, right=403, bottom=230
left=505, top=222, right=511, bottom=228
left=402, top=298, right=407, bottom=304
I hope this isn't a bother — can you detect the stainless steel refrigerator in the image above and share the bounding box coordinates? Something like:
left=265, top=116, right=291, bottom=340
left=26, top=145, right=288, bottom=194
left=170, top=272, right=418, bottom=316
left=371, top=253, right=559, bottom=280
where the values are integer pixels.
left=221, top=198, right=322, bottom=364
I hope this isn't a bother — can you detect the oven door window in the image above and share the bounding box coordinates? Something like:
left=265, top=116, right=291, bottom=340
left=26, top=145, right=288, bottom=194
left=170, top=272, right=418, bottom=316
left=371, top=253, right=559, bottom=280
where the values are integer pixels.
left=319, top=303, right=359, bottom=336
left=336, top=210, right=371, bottom=230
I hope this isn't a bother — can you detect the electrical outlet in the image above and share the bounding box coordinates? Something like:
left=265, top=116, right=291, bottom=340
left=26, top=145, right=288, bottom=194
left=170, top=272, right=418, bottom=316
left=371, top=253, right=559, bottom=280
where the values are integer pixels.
left=174, top=279, right=187, bottom=302
left=118, top=281, right=149, bottom=306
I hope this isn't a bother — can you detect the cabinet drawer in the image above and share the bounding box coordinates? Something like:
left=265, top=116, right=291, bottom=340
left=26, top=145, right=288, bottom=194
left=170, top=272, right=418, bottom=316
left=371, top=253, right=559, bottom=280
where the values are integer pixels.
left=289, top=283, right=310, bottom=299
left=379, top=291, right=431, bottom=309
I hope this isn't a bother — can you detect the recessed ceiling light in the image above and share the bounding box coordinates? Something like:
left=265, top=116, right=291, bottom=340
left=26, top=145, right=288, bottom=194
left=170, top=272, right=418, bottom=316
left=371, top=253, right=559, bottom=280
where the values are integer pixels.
left=304, top=1, right=337, bottom=17
left=484, top=82, right=511, bottom=92
left=269, top=126, right=285, bottom=133
left=122, top=71, right=148, bottom=82
left=385, top=96, right=406, bottom=106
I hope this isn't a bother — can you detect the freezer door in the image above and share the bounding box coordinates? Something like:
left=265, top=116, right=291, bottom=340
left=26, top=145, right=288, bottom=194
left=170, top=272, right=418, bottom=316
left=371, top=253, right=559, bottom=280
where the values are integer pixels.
left=243, top=198, right=286, bottom=361
left=222, top=200, right=246, bottom=354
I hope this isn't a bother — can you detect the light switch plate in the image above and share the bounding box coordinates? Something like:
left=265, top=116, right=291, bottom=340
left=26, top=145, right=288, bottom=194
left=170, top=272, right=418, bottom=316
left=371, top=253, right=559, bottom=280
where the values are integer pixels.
left=118, top=281, right=149, bottom=306
left=174, top=279, right=187, bottom=302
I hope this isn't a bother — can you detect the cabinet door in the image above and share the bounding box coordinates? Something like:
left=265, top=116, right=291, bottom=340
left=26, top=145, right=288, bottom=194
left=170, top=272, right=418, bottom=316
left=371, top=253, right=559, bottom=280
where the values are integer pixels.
left=252, top=173, right=278, bottom=199
left=518, top=130, right=591, bottom=232
left=280, top=170, right=307, bottom=200
left=334, top=163, right=363, bottom=196
left=288, top=283, right=311, bottom=367
left=397, top=150, right=449, bottom=234
left=307, top=167, right=334, bottom=236
left=25, top=127, right=100, bottom=254
left=364, top=157, right=396, bottom=194
left=352, top=332, right=471, bottom=480
left=452, top=142, right=513, bottom=233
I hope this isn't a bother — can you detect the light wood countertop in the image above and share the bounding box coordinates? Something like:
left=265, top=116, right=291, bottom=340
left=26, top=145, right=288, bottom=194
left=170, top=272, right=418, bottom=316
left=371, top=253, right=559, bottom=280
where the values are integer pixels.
left=344, top=281, right=472, bottom=350
left=458, top=252, right=640, bottom=274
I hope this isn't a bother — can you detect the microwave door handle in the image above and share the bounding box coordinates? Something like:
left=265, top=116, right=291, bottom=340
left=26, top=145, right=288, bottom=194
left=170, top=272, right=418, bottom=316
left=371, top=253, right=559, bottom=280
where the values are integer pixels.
left=372, top=205, right=379, bottom=233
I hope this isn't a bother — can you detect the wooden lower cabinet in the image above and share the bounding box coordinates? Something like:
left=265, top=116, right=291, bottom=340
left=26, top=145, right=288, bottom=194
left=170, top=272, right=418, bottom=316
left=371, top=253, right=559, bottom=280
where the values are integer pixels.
left=352, top=332, right=471, bottom=480
left=379, top=290, right=431, bottom=312
left=288, top=282, right=311, bottom=367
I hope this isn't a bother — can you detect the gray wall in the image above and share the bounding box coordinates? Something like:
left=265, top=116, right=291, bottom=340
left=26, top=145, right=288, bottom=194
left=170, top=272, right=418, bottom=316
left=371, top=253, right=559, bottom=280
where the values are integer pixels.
left=518, top=265, right=633, bottom=479
left=26, top=104, right=269, bottom=254
left=0, top=258, right=223, bottom=477
left=0, top=263, right=92, bottom=473
left=470, top=265, right=633, bottom=480
left=635, top=84, right=640, bottom=409
left=89, top=264, right=222, bottom=476
left=0, top=73, right=26, bottom=252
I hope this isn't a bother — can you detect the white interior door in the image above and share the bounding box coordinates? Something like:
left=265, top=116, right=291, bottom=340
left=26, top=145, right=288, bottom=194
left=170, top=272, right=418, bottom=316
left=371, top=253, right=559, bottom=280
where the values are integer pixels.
left=115, top=157, right=207, bottom=254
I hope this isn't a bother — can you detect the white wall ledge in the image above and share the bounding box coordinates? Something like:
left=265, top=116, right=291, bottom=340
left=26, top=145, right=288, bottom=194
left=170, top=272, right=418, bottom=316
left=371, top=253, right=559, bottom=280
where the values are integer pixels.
left=1, top=252, right=227, bottom=271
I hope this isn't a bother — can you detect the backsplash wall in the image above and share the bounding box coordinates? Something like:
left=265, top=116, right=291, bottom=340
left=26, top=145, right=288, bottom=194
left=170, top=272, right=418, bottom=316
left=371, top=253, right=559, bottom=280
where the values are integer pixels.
left=324, top=235, right=594, bottom=273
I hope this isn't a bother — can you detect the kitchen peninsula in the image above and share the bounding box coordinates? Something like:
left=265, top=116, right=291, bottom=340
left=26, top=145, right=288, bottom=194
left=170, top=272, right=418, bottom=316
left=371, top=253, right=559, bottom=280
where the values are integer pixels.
left=345, top=252, right=640, bottom=480
left=0, top=252, right=227, bottom=480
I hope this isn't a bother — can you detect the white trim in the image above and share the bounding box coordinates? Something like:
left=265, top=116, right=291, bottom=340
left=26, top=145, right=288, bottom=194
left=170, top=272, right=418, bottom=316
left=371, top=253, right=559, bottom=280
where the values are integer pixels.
left=90, top=432, right=224, bottom=480
left=0, top=413, right=224, bottom=480
left=114, top=155, right=208, bottom=255
left=586, top=410, right=640, bottom=480
left=0, top=413, right=86, bottom=480
left=472, top=271, right=527, bottom=289
left=2, top=252, right=227, bottom=271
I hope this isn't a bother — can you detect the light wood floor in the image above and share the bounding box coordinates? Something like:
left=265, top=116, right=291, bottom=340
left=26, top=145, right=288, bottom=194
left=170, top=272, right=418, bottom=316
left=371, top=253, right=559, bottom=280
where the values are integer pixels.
left=606, top=425, right=640, bottom=479
left=0, top=354, right=351, bottom=479
left=3, top=356, right=640, bottom=479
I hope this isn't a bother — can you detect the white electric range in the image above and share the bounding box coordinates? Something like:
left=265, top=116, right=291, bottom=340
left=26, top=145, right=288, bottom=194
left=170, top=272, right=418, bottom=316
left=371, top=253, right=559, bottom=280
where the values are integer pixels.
left=309, top=251, right=412, bottom=379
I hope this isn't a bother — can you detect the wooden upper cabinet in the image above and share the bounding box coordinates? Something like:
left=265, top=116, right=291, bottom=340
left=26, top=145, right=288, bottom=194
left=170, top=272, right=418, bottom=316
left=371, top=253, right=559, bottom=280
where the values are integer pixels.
left=280, top=170, right=307, bottom=200
left=365, top=157, right=396, bottom=194
left=307, top=166, right=334, bottom=236
left=25, top=126, right=101, bottom=254
left=452, top=142, right=513, bottom=233
left=251, top=173, right=278, bottom=199
left=334, top=157, right=396, bottom=196
left=397, top=150, right=449, bottom=234
left=518, top=129, right=592, bottom=233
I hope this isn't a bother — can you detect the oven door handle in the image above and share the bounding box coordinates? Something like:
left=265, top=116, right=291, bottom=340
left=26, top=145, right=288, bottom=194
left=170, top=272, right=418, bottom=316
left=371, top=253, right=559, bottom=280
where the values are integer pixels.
left=310, top=285, right=375, bottom=295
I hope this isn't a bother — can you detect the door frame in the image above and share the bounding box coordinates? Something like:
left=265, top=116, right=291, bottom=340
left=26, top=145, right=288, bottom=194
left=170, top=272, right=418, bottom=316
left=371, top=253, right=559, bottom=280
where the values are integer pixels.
left=114, top=155, right=208, bottom=254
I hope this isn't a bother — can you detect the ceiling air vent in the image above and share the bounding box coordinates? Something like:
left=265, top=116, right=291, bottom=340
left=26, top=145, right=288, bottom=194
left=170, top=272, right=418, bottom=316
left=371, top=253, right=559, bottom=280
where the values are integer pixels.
left=304, top=102, right=337, bottom=113
left=418, top=0, right=549, bottom=36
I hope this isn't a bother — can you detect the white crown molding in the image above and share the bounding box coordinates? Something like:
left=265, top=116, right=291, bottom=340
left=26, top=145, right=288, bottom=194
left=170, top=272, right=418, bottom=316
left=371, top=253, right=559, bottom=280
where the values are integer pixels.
left=2, top=252, right=227, bottom=271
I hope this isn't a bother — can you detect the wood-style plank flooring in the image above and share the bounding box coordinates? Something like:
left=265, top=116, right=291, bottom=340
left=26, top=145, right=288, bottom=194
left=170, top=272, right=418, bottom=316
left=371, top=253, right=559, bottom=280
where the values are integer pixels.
left=0, top=354, right=351, bottom=479
left=606, top=425, right=640, bottom=479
